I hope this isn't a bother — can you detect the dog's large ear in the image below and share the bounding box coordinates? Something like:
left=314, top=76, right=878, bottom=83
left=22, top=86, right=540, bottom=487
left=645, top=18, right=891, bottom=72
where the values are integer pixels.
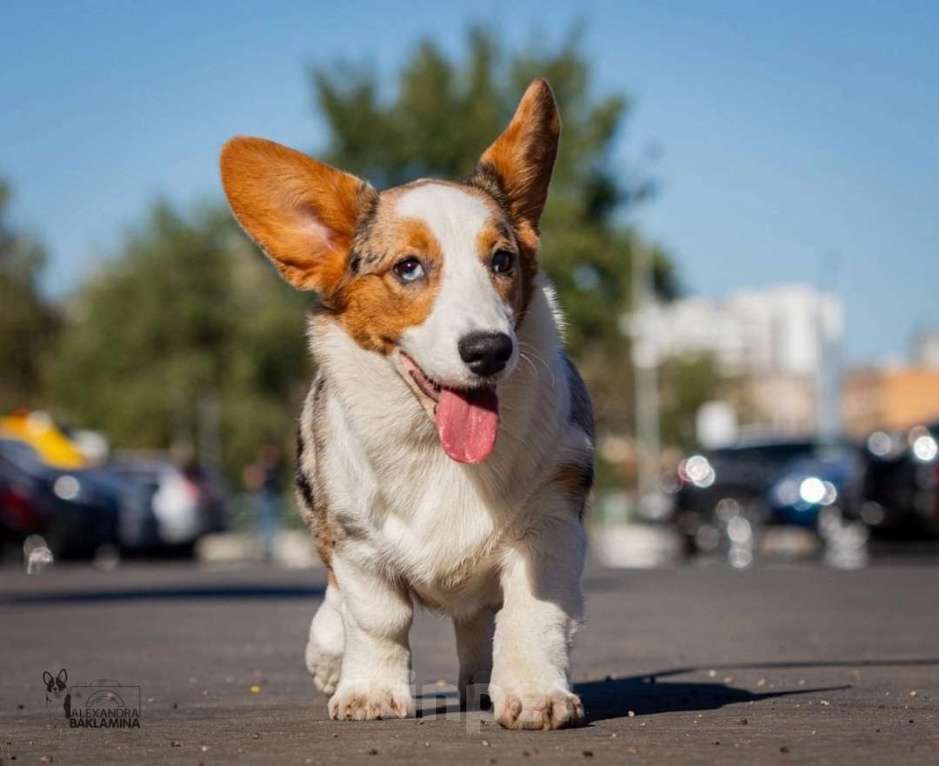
left=220, top=137, right=377, bottom=294
left=43, top=671, right=54, bottom=690
left=57, top=668, right=68, bottom=685
left=476, top=79, right=560, bottom=235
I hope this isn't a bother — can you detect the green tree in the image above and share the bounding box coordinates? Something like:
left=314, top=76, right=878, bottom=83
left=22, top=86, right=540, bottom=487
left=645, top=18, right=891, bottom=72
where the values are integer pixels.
left=0, top=179, right=58, bottom=412
left=45, top=202, right=310, bottom=477
left=311, top=27, right=679, bottom=436
left=659, top=352, right=722, bottom=449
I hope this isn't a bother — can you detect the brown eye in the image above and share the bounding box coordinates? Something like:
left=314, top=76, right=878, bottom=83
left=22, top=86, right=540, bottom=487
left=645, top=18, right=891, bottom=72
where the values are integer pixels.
left=393, top=256, right=426, bottom=284
left=491, top=250, right=514, bottom=275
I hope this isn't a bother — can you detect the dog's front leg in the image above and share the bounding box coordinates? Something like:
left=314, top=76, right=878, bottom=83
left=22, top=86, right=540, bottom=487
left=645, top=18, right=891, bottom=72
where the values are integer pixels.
left=328, top=554, right=415, bottom=720
left=490, top=514, right=586, bottom=730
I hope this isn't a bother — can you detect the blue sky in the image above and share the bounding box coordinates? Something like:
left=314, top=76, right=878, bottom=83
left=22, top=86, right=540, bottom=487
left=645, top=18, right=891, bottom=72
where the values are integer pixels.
left=2, top=0, right=937, bottom=364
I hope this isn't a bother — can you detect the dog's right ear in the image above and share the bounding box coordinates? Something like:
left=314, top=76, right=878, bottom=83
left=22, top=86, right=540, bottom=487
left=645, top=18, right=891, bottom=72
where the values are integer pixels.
left=220, top=137, right=377, bottom=295
left=43, top=671, right=54, bottom=690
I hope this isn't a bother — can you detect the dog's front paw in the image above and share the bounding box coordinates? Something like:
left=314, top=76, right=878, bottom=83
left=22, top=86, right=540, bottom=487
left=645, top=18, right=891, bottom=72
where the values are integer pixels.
left=328, top=682, right=414, bottom=721
left=492, top=687, right=585, bottom=730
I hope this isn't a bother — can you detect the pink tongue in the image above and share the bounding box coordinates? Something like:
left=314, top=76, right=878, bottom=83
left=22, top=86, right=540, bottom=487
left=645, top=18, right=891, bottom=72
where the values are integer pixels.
left=435, top=387, right=499, bottom=464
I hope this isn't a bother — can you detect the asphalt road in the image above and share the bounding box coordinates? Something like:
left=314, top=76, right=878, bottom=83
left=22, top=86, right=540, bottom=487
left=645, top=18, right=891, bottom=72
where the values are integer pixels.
left=2, top=559, right=938, bottom=765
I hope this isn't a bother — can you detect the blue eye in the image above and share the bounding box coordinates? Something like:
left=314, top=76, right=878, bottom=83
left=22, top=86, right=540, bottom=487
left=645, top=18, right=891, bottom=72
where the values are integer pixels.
left=393, top=257, right=426, bottom=284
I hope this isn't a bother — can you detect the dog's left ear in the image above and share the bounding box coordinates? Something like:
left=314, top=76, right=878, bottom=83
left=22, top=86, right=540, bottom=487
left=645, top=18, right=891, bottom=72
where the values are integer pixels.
left=476, top=78, right=560, bottom=236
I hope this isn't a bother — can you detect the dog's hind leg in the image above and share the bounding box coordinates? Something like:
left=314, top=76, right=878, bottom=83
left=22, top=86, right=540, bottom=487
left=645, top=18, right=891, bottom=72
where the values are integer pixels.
left=298, top=379, right=345, bottom=694
left=454, top=606, right=496, bottom=710
left=306, top=573, right=344, bottom=695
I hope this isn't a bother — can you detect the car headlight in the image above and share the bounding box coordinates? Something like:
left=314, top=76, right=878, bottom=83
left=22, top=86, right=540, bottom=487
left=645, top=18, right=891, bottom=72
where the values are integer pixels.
left=53, top=475, right=82, bottom=501
left=909, top=426, right=938, bottom=463
left=867, top=430, right=902, bottom=458
left=682, top=455, right=716, bottom=488
left=798, top=477, right=837, bottom=506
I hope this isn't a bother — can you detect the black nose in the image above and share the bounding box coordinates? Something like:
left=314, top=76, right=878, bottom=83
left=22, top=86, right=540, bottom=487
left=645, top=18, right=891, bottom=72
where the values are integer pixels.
left=458, top=331, right=514, bottom=377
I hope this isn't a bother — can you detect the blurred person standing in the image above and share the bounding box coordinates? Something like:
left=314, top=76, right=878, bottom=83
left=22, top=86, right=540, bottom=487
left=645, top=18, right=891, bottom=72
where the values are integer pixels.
left=243, top=444, right=285, bottom=562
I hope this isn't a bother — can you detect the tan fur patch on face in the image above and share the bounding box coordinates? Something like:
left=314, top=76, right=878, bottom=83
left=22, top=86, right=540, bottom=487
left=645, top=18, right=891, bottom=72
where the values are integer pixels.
left=475, top=221, right=524, bottom=317
left=462, top=178, right=540, bottom=326
left=335, top=206, right=443, bottom=353
left=326, top=178, right=541, bottom=353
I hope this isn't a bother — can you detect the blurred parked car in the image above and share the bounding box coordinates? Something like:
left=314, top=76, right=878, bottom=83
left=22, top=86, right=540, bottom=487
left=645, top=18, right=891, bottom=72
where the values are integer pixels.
left=0, top=438, right=121, bottom=559
left=669, top=438, right=866, bottom=555
left=769, top=449, right=866, bottom=528
left=108, top=457, right=227, bottom=554
left=861, top=422, right=939, bottom=537
left=0, top=410, right=88, bottom=469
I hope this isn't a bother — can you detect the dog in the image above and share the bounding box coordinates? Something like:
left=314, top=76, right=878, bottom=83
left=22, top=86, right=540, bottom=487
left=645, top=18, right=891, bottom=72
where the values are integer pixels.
left=220, top=79, right=594, bottom=730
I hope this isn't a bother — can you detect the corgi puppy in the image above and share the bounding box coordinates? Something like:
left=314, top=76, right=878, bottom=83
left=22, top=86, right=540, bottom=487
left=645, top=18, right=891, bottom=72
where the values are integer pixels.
left=220, top=79, right=594, bottom=730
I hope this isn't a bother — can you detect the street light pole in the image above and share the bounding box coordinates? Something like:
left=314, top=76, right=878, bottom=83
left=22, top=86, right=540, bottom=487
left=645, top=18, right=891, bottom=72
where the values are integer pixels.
left=631, top=241, right=661, bottom=514
left=816, top=253, right=842, bottom=443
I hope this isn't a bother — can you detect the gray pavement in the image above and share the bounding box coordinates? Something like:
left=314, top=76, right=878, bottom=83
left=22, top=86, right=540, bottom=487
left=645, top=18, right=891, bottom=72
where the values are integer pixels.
left=1, top=560, right=938, bottom=765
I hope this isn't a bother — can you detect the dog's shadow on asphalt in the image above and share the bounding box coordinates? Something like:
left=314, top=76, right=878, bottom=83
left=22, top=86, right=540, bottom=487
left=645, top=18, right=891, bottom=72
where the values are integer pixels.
left=576, top=657, right=939, bottom=722
left=417, top=669, right=850, bottom=723
left=417, top=658, right=939, bottom=723
left=575, top=673, right=836, bottom=722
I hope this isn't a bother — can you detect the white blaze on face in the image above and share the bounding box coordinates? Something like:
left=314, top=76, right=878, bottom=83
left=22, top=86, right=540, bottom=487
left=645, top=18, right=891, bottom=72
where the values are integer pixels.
left=396, top=183, right=517, bottom=387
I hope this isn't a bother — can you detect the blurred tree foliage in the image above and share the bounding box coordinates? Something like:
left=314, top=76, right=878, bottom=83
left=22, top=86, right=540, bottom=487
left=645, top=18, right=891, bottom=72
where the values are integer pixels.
left=0, top=179, right=58, bottom=412
left=312, top=27, right=681, bottom=435
left=10, top=26, right=719, bottom=488
left=659, top=352, right=723, bottom=449
left=45, top=203, right=310, bottom=477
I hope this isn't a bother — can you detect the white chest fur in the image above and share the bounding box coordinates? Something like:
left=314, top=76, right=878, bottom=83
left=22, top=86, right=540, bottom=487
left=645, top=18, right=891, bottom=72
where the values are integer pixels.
left=310, top=278, right=571, bottom=605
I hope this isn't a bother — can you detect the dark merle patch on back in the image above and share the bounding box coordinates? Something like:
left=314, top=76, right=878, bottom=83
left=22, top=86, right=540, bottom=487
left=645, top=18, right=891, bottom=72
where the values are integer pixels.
left=295, top=375, right=326, bottom=512
left=310, top=375, right=329, bottom=456
left=296, top=465, right=315, bottom=509
left=348, top=252, right=362, bottom=274
left=332, top=509, right=369, bottom=540
left=295, top=420, right=314, bottom=510
left=579, top=462, right=595, bottom=494
left=565, top=354, right=594, bottom=439
left=312, top=374, right=326, bottom=401
left=571, top=462, right=594, bottom=520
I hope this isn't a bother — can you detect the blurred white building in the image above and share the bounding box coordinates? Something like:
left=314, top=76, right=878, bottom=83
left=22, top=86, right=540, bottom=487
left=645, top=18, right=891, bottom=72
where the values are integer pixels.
left=912, top=328, right=939, bottom=369
left=644, top=284, right=844, bottom=436
left=646, top=284, right=843, bottom=377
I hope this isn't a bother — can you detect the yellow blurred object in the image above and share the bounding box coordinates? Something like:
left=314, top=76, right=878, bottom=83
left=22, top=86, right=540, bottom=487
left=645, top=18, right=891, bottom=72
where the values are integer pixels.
left=0, top=411, right=87, bottom=469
